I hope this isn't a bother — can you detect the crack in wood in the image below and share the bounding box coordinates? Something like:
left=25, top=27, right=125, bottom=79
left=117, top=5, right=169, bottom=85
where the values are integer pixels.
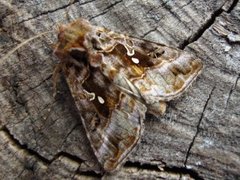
left=179, top=8, right=224, bottom=49
left=1, top=1, right=239, bottom=178
left=59, top=123, right=81, bottom=150
left=1, top=127, right=51, bottom=164
left=17, top=0, right=96, bottom=25
left=140, top=0, right=234, bottom=50
left=227, top=0, right=239, bottom=13
left=51, top=152, right=85, bottom=166
left=89, top=0, right=123, bottom=20
left=179, top=0, right=238, bottom=49
left=1, top=126, right=104, bottom=178
left=26, top=74, right=52, bottom=92
left=17, top=169, right=26, bottom=179
left=140, top=27, right=158, bottom=39
left=7, top=74, right=52, bottom=120
left=1, top=127, right=88, bottom=170
left=140, top=0, right=194, bottom=39
left=124, top=161, right=204, bottom=180
left=77, top=170, right=103, bottom=178
left=164, top=165, right=204, bottom=180
left=225, top=74, right=240, bottom=108
left=124, top=161, right=160, bottom=171
left=184, top=86, right=215, bottom=167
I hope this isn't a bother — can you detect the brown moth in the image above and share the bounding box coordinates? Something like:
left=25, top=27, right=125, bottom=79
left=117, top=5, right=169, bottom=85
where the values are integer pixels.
left=54, top=19, right=203, bottom=172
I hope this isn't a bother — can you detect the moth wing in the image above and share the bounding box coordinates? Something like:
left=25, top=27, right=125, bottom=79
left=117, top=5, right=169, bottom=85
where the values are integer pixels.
left=54, top=19, right=202, bottom=171
left=131, top=38, right=203, bottom=104
left=55, top=18, right=202, bottom=109
left=101, top=36, right=203, bottom=104
left=59, top=55, right=146, bottom=172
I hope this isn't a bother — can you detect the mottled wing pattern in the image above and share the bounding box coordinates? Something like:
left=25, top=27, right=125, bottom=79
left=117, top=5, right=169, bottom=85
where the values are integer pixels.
left=95, top=37, right=202, bottom=113
left=70, top=19, right=203, bottom=112
left=91, top=33, right=203, bottom=104
left=55, top=43, right=146, bottom=172
left=54, top=19, right=203, bottom=172
left=128, top=38, right=203, bottom=103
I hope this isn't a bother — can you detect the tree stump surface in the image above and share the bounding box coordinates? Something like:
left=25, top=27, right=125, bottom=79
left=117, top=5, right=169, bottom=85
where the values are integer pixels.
left=0, top=0, right=239, bottom=179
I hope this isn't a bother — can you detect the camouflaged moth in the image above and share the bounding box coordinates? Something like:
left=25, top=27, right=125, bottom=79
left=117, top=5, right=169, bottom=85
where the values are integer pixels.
left=54, top=19, right=203, bottom=172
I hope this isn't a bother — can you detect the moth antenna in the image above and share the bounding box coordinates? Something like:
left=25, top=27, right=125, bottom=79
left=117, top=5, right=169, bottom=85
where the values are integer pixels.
left=0, top=30, right=54, bottom=65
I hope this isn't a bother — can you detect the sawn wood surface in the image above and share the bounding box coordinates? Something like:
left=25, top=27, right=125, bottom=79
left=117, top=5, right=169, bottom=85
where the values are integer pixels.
left=0, top=0, right=239, bottom=179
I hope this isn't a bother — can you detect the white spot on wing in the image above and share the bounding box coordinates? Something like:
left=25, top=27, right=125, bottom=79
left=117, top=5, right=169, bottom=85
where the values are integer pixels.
left=97, top=96, right=105, bottom=104
left=131, top=57, right=139, bottom=64
left=83, top=90, right=95, bottom=101
left=127, top=49, right=135, bottom=56
left=89, top=93, right=96, bottom=101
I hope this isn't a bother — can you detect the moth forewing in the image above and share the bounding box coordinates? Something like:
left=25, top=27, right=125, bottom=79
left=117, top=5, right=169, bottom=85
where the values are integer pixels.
left=53, top=18, right=203, bottom=172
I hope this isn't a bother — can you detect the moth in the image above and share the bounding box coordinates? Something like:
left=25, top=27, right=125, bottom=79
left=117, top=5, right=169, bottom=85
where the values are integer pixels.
left=54, top=19, right=203, bottom=172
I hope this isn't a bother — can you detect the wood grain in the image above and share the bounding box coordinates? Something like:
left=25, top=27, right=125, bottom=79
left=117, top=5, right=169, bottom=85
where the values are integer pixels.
left=0, top=0, right=239, bottom=179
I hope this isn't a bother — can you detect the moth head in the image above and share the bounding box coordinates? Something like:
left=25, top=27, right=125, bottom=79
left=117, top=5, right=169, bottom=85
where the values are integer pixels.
left=56, top=19, right=92, bottom=54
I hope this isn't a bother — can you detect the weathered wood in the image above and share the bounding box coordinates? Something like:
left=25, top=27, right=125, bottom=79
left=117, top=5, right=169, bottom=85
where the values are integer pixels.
left=0, top=0, right=239, bottom=179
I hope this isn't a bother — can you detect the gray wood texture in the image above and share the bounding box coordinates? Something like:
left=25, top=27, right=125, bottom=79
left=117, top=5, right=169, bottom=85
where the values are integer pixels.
left=0, top=0, right=239, bottom=179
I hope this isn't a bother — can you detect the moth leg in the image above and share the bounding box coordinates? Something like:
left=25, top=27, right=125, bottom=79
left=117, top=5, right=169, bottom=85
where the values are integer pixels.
left=52, top=63, right=62, bottom=97
left=147, top=101, right=167, bottom=116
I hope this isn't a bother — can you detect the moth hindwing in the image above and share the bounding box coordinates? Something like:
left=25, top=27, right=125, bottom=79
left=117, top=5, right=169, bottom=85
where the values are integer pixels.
left=54, top=19, right=203, bottom=172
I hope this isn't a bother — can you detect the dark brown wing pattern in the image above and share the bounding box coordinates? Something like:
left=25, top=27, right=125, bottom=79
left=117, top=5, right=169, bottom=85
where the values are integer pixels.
left=54, top=18, right=202, bottom=172
left=55, top=46, right=146, bottom=171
